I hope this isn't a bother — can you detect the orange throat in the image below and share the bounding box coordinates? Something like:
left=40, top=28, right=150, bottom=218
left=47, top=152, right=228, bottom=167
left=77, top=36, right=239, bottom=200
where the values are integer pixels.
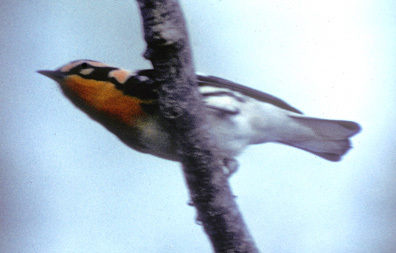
left=61, top=75, right=147, bottom=126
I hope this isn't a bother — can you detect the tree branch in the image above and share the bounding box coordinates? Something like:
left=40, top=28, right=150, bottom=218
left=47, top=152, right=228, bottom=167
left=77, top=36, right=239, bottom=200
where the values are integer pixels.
left=136, top=1, right=259, bottom=252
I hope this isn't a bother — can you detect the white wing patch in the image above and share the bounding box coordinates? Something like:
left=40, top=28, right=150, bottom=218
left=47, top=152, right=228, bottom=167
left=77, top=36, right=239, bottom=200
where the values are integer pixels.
left=199, top=86, right=244, bottom=115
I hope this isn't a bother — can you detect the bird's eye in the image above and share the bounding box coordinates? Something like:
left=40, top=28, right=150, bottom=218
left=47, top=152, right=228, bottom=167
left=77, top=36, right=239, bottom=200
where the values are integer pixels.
left=81, top=62, right=88, bottom=69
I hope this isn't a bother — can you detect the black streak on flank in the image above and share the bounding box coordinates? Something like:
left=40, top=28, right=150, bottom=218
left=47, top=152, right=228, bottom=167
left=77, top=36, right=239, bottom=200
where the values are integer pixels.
left=140, top=102, right=160, bottom=114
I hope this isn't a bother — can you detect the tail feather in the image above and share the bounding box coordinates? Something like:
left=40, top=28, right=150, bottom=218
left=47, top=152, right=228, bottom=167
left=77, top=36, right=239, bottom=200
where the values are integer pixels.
left=290, top=116, right=361, bottom=138
left=280, top=139, right=351, bottom=161
left=282, top=116, right=361, bottom=161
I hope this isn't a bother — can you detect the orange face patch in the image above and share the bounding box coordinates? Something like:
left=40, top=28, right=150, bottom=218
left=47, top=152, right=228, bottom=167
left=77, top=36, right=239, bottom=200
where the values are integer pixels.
left=108, top=69, right=134, bottom=84
left=62, top=75, right=145, bottom=126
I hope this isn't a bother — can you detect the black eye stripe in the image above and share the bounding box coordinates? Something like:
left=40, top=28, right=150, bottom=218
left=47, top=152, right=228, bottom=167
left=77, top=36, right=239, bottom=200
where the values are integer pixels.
left=68, top=64, right=159, bottom=100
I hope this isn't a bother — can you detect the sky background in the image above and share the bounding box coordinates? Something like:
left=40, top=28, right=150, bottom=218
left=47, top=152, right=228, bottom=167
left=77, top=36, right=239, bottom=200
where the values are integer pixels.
left=1, top=0, right=395, bottom=252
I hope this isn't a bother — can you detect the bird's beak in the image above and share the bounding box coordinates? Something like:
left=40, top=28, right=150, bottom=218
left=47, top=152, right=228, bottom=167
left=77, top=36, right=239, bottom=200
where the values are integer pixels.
left=37, top=70, right=66, bottom=82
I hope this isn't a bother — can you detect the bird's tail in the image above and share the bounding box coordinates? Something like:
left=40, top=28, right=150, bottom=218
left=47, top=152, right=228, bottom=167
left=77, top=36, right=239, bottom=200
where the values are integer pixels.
left=280, top=116, right=361, bottom=161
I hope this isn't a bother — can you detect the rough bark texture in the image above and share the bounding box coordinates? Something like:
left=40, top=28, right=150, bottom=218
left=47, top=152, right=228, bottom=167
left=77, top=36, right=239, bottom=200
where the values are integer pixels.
left=136, top=1, right=259, bottom=252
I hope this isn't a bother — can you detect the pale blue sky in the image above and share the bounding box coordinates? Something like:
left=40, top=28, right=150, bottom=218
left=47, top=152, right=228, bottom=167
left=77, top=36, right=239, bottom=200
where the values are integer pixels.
left=1, top=1, right=395, bottom=252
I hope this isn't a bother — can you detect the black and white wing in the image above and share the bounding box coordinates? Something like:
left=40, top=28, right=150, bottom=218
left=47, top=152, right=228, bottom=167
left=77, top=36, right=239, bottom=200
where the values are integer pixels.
left=197, top=74, right=303, bottom=114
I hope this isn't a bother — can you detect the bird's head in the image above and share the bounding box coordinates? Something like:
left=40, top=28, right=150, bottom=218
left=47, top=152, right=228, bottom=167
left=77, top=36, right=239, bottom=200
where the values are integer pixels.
left=37, top=60, right=151, bottom=126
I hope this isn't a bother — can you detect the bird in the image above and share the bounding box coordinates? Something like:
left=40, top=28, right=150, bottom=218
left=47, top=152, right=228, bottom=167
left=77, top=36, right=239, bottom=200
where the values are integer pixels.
left=38, top=59, right=361, bottom=172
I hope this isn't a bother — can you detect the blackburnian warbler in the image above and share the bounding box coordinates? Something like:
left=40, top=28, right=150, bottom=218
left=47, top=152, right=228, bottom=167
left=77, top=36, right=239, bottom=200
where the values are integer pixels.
left=38, top=60, right=361, bottom=168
